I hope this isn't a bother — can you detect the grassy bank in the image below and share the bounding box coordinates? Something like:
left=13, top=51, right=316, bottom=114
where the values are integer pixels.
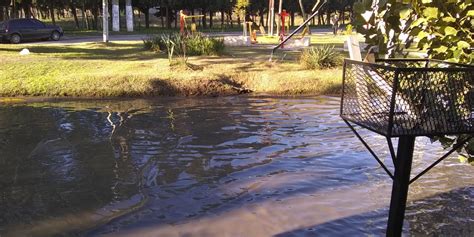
left=0, top=41, right=343, bottom=97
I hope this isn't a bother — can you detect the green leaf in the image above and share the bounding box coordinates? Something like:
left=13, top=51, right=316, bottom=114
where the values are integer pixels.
left=467, top=10, right=474, bottom=17
left=421, top=0, right=432, bottom=3
left=457, top=41, right=470, bottom=49
left=453, top=49, right=462, bottom=58
left=411, top=18, right=426, bottom=27
left=399, top=9, right=412, bottom=19
left=444, top=26, right=458, bottom=36
left=442, top=16, right=456, bottom=23
left=434, top=45, right=448, bottom=53
left=423, top=7, right=438, bottom=19
left=417, top=31, right=429, bottom=39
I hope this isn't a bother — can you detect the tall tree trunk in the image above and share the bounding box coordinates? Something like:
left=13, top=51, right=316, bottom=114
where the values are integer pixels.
left=50, top=7, right=56, bottom=25
left=92, top=6, right=98, bottom=30
left=341, top=9, right=344, bottom=25
left=160, top=5, right=164, bottom=28
left=165, top=6, right=171, bottom=28
left=126, top=0, right=133, bottom=32
left=71, top=7, right=79, bottom=28
left=174, top=10, right=177, bottom=28
left=112, top=0, right=120, bottom=31
left=228, top=10, right=233, bottom=28
left=209, top=10, right=213, bottom=28
left=290, top=11, right=295, bottom=27
left=259, top=9, right=265, bottom=27
left=201, top=9, right=207, bottom=28
left=144, top=10, right=150, bottom=28
left=82, top=6, right=88, bottom=29
left=11, top=0, right=17, bottom=19
left=0, top=6, right=4, bottom=21
left=220, top=9, right=224, bottom=28
left=35, top=7, right=41, bottom=19
left=326, top=11, right=331, bottom=27
left=23, top=4, right=31, bottom=18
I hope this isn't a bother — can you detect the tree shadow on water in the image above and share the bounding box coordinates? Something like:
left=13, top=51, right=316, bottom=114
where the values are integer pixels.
left=275, top=187, right=474, bottom=237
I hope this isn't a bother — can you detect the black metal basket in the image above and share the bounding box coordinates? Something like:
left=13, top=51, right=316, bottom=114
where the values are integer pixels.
left=341, top=59, right=474, bottom=137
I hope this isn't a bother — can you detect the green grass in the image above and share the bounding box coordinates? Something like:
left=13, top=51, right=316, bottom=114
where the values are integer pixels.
left=0, top=41, right=344, bottom=97
left=255, top=33, right=362, bottom=47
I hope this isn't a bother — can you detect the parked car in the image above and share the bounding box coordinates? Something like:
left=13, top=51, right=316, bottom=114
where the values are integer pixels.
left=0, top=18, right=63, bottom=44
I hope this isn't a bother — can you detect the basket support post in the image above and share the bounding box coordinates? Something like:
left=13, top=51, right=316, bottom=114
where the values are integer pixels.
left=386, top=136, right=415, bottom=236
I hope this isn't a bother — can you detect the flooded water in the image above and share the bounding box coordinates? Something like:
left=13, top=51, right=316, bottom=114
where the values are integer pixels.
left=0, top=96, right=472, bottom=237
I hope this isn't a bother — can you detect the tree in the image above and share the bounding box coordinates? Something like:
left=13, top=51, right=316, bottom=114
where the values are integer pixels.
left=0, top=0, right=10, bottom=21
left=134, top=0, right=156, bottom=28
left=354, top=0, right=473, bottom=63
left=354, top=0, right=474, bottom=159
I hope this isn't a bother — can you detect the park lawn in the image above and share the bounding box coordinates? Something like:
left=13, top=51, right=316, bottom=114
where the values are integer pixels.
left=256, top=33, right=358, bottom=47
left=0, top=41, right=343, bottom=97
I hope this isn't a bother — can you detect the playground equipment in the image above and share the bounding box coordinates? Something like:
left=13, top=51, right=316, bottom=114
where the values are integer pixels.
left=342, top=37, right=474, bottom=236
left=279, top=9, right=290, bottom=36
left=246, top=22, right=259, bottom=44
left=270, top=0, right=327, bottom=60
left=179, top=10, right=204, bottom=35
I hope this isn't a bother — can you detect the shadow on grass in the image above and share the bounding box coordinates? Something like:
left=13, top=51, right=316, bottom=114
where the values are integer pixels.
left=148, top=74, right=251, bottom=97
left=0, top=42, right=162, bottom=61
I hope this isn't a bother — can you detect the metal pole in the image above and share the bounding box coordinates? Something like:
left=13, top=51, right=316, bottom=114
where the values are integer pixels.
left=102, top=0, right=109, bottom=42
left=270, top=0, right=326, bottom=59
left=386, top=136, right=415, bottom=236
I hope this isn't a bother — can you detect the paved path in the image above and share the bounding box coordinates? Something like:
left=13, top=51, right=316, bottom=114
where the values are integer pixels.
left=25, top=28, right=333, bottom=45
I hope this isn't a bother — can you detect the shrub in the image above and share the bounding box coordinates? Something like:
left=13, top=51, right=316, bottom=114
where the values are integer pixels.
left=300, top=45, right=341, bottom=69
left=143, top=33, right=224, bottom=56
left=344, top=24, right=353, bottom=35
left=143, top=36, right=162, bottom=52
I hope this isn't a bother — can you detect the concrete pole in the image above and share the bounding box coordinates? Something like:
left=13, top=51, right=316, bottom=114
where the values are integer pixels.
left=268, top=0, right=275, bottom=36
left=112, top=0, right=120, bottom=31
left=125, top=0, right=133, bottom=32
left=276, top=0, right=283, bottom=36
left=103, top=0, right=109, bottom=42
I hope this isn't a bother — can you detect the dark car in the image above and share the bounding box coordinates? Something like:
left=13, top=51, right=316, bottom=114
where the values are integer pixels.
left=0, top=18, right=63, bottom=44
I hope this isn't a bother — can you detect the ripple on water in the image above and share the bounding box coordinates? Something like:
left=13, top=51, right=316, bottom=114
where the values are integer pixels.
left=0, top=96, right=472, bottom=237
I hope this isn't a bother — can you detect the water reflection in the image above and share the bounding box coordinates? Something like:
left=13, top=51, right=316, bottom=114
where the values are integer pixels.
left=0, top=96, right=472, bottom=236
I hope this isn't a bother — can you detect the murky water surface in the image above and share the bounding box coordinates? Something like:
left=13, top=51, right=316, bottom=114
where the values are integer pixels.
left=0, top=96, right=473, bottom=236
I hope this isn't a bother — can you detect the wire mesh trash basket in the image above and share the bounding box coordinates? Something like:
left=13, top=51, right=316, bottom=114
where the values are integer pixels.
left=341, top=58, right=474, bottom=236
left=341, top=59, right=474, bottom=137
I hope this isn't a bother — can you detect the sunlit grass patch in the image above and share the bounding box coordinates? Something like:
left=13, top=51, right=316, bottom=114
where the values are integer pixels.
left=0, top=41, right=343, bottom=97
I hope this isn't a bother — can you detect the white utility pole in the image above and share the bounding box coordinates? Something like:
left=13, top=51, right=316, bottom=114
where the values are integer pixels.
left=268, top=0, right=275, bottom=36
left=126, top=0, right=134, bottom=32
left=103, top=0, right=109, bottom=42
left=276, top=0, right=283, bottom=36
left=112, top=0, right=120, bottom=31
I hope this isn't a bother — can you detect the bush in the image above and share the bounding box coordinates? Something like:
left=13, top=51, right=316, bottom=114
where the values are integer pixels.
left=143, top=36, right=163, bottom=52
left=143, top=33, right=225, bottom=56
left=300, top=45, right=341, bottom=70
